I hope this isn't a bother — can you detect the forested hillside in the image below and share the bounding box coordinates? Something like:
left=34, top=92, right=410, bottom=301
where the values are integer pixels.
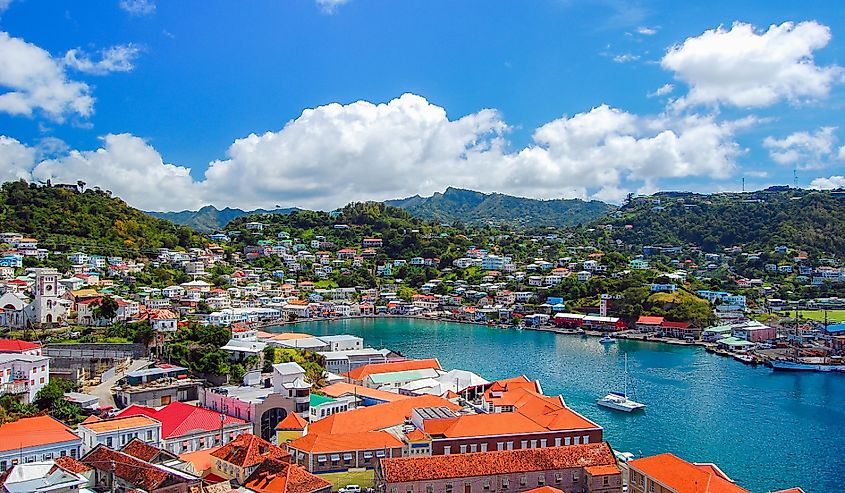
left=0, top=180, right=205, bottom=256
left=227, top=202, right=472, bottom=263
left=603, top=188, right=845, bottom=256
left=148, top=205, right=299, bottom=232
left=386, top=187, right=613, bottom=227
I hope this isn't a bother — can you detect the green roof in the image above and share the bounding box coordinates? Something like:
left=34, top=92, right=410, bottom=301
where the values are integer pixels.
left=717, top=336, right=754, bottom=347
left=310, top=393, right=337, bottom=407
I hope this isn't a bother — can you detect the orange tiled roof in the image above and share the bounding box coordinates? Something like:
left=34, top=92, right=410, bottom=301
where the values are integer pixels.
left=628, top=453, right=750, bottom=493
left=54, top=456, right=92, bottom=474
left=80, top=415, right=159, bottom=433
left=524, top=487, right=564, bottom=493
left=344, top=359, right=442, bottom=381
left=405, top=428, right=429, bottom=442
left=179, top=446, right=221, bottom=474
left=636, top=316, right=665, bottom=325
left=585, top=464, right=620, bottom=476
left=0, top=415, right=80, bottom=453
left=380, top=442, right=617, bottom=482
left=288, top=431, right=403, bottom=454
left=319, top=382, right=410, bottom=403
left=81, top=445, right=184, bottom=491
left=307, top=395, right=460, bottom=435
left=121, top=438, right=162, bottom=462
left=276, top=412, right=308, bottom=430
left=243, top=458, right=332, bottom=493
left=211, top=433, right=290, bottom=468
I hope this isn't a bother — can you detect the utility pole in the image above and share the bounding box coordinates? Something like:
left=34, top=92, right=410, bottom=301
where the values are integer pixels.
left=110, top=459, right=116, bottom=493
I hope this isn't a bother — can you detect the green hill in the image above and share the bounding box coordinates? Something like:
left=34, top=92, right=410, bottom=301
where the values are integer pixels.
left=385, top=187, right=614, bottom=227
left=148, top=205, right=300, bottom=232
left=603, top=187, right=845, bottom=256
left=0, top=180, right=205, bottom=256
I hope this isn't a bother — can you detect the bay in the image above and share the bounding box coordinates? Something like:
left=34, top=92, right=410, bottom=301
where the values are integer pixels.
left=267, top=317, right=845, bottom=493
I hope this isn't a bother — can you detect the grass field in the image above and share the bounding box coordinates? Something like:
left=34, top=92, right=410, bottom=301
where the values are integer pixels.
left=785, top=309, right=845, bottom=323
left=317, top=469, right=375, bottom=491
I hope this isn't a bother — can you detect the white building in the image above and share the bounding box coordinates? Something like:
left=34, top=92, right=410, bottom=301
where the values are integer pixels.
left=0, top=416, right=82, bottom=471
left=0, top=353, right=50, bottom=403
left=77, top=415, right=162, bottom=454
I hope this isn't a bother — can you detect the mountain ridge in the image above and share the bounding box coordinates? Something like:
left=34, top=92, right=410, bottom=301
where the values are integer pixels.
left=147, top=205, right=300, bottom=232
left=384, top=187, right=615, bottom=227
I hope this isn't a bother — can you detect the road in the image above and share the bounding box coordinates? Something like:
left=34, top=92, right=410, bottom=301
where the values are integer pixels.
left=87, top=358, right=150, bottom=409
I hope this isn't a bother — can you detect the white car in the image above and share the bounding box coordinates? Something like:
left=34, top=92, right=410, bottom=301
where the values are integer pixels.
left=340, top=486, right=361, bottom=493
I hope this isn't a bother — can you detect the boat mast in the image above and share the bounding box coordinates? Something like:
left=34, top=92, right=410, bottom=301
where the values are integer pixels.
left=624, top=353, right=628, bottom=397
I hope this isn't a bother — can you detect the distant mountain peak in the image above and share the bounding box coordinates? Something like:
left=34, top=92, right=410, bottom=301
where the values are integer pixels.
left=385, top=188, right=613, bottom=227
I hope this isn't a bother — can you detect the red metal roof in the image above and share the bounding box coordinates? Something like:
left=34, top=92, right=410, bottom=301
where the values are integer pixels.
left=0, top=339, right=40, bottom=352
left=117, top=401, right=248, bottom=439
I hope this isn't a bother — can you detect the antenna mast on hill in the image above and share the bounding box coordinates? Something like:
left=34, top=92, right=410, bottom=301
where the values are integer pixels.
left=794, top=169, right=799, bottom=188
left=742, top=177, right=745, bottom=192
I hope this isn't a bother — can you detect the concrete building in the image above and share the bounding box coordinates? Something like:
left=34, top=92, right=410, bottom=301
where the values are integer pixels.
left=628, top=453, right=752, bottom=493
left=0, top=416, right=83, bottom=471
left=0, top=353, right=50, bottom=403
left=376, top=442, right=622, bottom=493
left=116, top=401, right=251, bottom=455
left=77, top=415, right=162, bottom=454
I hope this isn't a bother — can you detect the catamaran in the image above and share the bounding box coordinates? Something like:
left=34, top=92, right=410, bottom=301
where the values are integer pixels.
left=597, top=354, right=646, bottom=412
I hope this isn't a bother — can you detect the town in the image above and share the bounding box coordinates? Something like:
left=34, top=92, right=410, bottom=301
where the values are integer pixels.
left=0, top=195, right=825, bottom=492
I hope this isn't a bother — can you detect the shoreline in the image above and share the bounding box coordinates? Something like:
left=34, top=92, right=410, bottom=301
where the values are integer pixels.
left=256, top=314, right=769, bottom=368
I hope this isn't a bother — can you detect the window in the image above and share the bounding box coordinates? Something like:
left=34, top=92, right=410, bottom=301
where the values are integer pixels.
left=330, top=454, right=340, bottom=464
left=446, top=483, right=453, bottom=493
left=497, top=442, right=504, bottom=451
left=460, top=445, right=467, bottom=454
left=0, top=461, right=5, bottom=471
left=506, top=442, right=513, bottom=450
left=530, top=440, right=537, bottom=448
left=70, top=449, right=77, bottom=458
left=519, top=476, right=527, bottom=487
left=572, top=473, right=579, bottom=482
left=520, top=440, right=528, bottom=449
left=364, top=452, right=373, bottom=459
left=564, top=437, right=571, bottom=446
left=603, top=476, right=609, bottom=486
left=480, top=443, right=487, bottom=452
left=554, top=473, right=562, bottom=484
left=427, top=485, right=434, bottom=493
left=582, top=435, right=589, bottom=444
left=343, top=453, right=353, bottom=462
left=146, top=430, right=153, bottom=441
left=39, top=377, right=44, bottom=384
left=537, top=475, right=545, bottom=486
left=444, top=446, right=451, bottom=455
left=649, top=481, right=655, bottom=493
left=540, top=439, right=547, bottom=447
left=470, top=444, right=477, bottom=453
left=106, top=437, right=113, bottom=448
left=573, top=436, right=580, bottom=445
left=500, top=478, right=509, bottom=490
left=554, top=438, right=561, bottom=447
left=483, top=480, right=490, bottom=491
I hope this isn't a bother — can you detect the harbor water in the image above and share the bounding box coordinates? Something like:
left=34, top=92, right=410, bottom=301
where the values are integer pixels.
left=267, top=318, right=845, bottom=493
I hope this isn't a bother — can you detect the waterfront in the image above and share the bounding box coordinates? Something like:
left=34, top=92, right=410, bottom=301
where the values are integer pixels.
left=268, top=317, right=844, bottom=493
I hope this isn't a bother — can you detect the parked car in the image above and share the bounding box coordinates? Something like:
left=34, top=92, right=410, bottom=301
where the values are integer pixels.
left=340, top=485, right=361, bottom=493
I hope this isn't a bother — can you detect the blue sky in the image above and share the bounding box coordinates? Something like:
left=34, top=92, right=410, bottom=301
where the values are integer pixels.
left=1, top=0, right=845, bottom=211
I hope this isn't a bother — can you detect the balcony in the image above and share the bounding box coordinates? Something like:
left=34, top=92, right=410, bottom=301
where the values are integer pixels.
left=0, top=381, right=29, bottom=396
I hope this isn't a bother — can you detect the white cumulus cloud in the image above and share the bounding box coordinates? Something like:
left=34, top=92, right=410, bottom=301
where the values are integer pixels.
left=315, top=0, right=349, bottom=14
left=810, top=175, right=845, bottom=190
left=0, top=94, right=749, bottom=210
left=662, top=21, right=843, bottom=109
left=0, top=31, right=94, bottom=121
left=637, top=26, right=658, bottom=35
left=648, top=83, right=674, bottom=97
left=63, top=44, right=141, bottom=75
left=119, top=0, right=155, bottom=16
left=763, top=126, right=841, bottom=169
left=31, top=134, right=202, bottom=211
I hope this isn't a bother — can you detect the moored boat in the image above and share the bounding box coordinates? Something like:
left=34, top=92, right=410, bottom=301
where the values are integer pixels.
left=770, top=359, right=845, bottom=372
left=597, top=354, right=646, bottom=412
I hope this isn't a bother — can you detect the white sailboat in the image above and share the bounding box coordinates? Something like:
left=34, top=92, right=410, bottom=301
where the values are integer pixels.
left=597, top=354, right=646, bottom=412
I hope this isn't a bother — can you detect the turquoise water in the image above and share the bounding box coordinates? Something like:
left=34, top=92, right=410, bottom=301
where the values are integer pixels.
left=268, top=318, right=845, bottom=493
